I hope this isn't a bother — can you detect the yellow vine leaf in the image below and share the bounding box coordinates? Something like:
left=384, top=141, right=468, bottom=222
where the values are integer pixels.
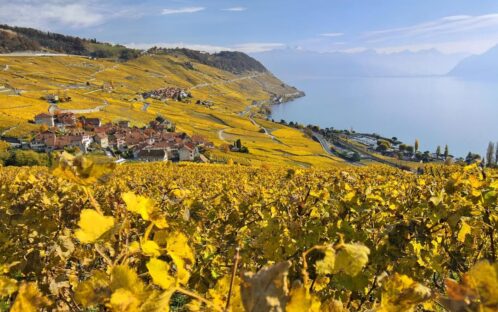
left=333, top=243, right=370, bottom=276
left=122, top=192, right=156, bottom=221
left=75, top=270, right=110, bottom=307
left=129, top=241, right=141, bottom=253
left=320, top=298, right=346, bottom=312
left=315, top=246, right=336, bottom=275
left=10, top=283, right=52, bottom=312
left=52, top=152, right=115, bottom=186
left=75, top=209, right=115, bottom=243
left=108, top=288, right=141, bottom=312
left=141, top=240, right=162, bottom=257
left=110, top=265, right=145, bottom=296
left=286, top=283, right=321, bottom=312
left=208, top=275, right=244, bottom=311
left=457, top=220, right=471, bottom=243
left=146, top=258, right=176, bottom=290
left=378, top=273, right=431, bottom=312
left=166, top=232, right=195, bottom=285
left=141, top=290, right=174, bottom=312
left=0, top=276, right=18, bottom=297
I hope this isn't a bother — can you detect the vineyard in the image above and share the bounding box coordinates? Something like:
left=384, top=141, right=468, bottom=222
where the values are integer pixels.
left=0, top=155, right=497, bottom=311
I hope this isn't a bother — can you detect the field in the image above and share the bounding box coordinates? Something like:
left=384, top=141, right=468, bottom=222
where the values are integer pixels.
left=0, top=157, right=496, bottom=311
left=0, top=55, right=341, bottom=167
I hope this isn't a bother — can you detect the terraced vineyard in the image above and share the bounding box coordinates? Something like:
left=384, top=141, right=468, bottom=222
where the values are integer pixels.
left=0, top=155, right=496, bottom=311
left=0, top=54, right=341, bottom=167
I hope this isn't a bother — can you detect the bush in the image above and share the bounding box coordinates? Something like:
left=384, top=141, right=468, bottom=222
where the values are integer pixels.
left=6, top=150, right=49, bottom=166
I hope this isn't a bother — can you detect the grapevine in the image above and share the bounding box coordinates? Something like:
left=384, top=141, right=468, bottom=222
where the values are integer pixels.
left=0, top=154, right=496, bottom=311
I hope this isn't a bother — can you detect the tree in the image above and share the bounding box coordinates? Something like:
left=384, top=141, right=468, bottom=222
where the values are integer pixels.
left=235, top=139, right=242, bottom=150
left=495, top=142, right=498, bottom=166
left=486, top=142, right=495, bottom=167
left=466, top=152, right=481, bottom=164
left=406, top=145, right=415, bottom=155
left=414, top=139, right=419, bottom=153
left=6, top=150, right=49, bottom=167
left=436, top=146, right=441, bottom=159
left=444, top=145, right=449, bottom=160
left=351, top=152, right=361, bottom=162
left=376, top=139, right=391, bottom=152
left=0, top=141, right=10, bottom=165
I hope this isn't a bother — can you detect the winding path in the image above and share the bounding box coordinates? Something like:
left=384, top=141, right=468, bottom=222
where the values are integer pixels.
left=217, top=128, right=229, bottom=142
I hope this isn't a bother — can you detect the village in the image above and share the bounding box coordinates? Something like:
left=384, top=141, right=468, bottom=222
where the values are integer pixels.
left=1, top=111, right=213, bottom=163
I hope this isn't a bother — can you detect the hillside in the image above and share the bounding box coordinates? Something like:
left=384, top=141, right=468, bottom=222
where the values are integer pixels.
left=449, top=44, right=498, bottom=79
left=0, top=39, right=338, bottom=167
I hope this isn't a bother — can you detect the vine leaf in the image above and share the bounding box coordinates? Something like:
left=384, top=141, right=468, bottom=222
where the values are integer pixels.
left=10, top=283, right=52, bottom=312
left=286, top=282, right=321, bottom=312
left=241, top=261, right=291, bottom=312
left=333, top=243, right=370, bottom=276
left=146, top=258, right=176, bottom=290
left=315, top=246, right=336, bottom=275
left=0, top=276, right=18, bottom=297
left=75, top=209, right=115, bottom=243
left=378, top=273, right=431, bottom=312
left=166, top=232, right=195, bottom=286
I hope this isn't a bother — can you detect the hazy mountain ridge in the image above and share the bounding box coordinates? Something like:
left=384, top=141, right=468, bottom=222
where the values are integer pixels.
left=449, top=44, right=498, bottom=78
left=252, top=48, right=468, bottom=79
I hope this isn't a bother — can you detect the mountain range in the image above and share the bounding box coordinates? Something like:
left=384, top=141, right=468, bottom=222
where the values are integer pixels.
left=252, top=48, right=469, bottom=79
left=449, top=45, right=498, bottom=79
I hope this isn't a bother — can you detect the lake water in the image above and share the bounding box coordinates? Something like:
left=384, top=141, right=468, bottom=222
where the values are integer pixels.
left=271, top=76, right=498, bottom=158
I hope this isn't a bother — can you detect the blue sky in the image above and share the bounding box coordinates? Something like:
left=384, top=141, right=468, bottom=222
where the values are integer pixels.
left=2, top=0, right=498, bottom=54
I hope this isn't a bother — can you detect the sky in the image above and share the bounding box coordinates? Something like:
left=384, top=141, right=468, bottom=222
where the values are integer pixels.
left=2, top=0, right=498, bottom=55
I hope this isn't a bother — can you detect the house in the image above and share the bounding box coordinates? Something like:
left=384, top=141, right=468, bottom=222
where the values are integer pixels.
left=1, top=137, right=22, bottom=148
left=29, top=141, right=46, bottom=151
left=80, top=117, right=101, bottom=130
left=56, top=113, right=76, bottom=127
left=136, top=148, right=168, bottom=162
left=109, top=134, right=126, bottom=150
left=34, top=113, right=55, bottom=127
left=54, top=134, right=92, bottom=152
left=179, top=144, right=198, bottom=161
left=118, top=120, right=130, bottom=128
left=94, top=133, right=109, bottom=148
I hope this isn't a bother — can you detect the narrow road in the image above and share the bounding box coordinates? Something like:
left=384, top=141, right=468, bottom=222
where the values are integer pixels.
left=1, top=126, right=17, bottom=136
left=320, top=133, right=414, bottom=171
left=312, top=133, right=335, bottom=156
left=217, top=128, right=229, bottom=142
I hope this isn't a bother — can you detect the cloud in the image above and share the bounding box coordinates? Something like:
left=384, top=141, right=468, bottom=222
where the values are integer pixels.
left=360, top=13, right=498, bottom=54
left=373, top=38, right=498, bottom=55
left=232, top=43, right=285, bottom=53
left=161, top=7, right=205, bottom=15
left=125, top=42, right=285, bottom=54
left=0, top=0, right=109, bottom=29
left=126, top=42, right=230, bottom=53
left=320, top=32, right=344, bottom=37
left=222, top=7, right=247, bottom=12
left=365, top=14, right=498, bottom=43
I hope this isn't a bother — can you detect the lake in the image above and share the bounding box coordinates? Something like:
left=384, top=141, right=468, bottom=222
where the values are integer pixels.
left=271, top=76, right=498, bottom=158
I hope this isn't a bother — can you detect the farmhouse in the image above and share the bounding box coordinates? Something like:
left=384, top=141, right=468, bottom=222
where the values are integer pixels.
left=136, top=149, right=168, bottom=162
left=34, top=113, right=55, bottom=127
